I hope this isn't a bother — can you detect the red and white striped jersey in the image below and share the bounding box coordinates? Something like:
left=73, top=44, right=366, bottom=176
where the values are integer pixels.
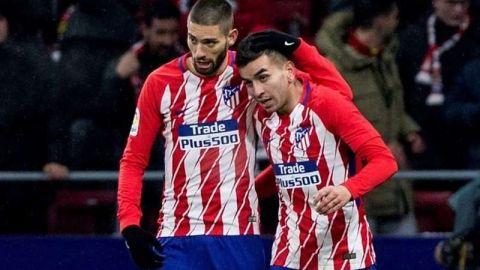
left=118, top=50, right=260, bottom=237
left=255, top=81, right=384, bottom=270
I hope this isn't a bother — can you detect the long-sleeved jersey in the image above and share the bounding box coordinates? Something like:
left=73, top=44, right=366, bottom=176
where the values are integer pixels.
left=118, top=50, right=260, bottom=237
left=117, top=39, right=354, bottom=238
left=254, top=79, right=397, bottom=269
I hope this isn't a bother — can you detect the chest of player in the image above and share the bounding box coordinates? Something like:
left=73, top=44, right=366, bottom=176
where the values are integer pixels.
left=160, top=71, right=253, bottom=150
left=260, top=105, right=345, bottom=191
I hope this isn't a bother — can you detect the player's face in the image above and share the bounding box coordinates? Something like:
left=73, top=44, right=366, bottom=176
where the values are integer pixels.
left=143, top=17, right=179, bottom=57
left=239, top=54, right=295, bottom=114
left=187, top=22, right=237, bottom=76
left=433, top=0, right=469, bottom=27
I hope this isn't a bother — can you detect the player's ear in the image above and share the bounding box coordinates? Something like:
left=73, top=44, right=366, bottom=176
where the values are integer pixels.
left=227, top=28, right=238, bottom=47
left=285, top=61, right=295, bottom=82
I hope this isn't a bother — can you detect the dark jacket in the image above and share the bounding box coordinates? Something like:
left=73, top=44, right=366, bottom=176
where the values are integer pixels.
left=0, top=41, right=53, bottom=170
left=47, top=1, right=138, bottom=169
left=397, top=14, right=480, bottom=169
left=445, top=59, right=480, bottom=169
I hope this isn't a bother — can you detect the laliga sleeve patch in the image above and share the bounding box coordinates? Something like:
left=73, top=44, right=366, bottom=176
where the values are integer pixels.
left=130, top=108, right=140, bottom=136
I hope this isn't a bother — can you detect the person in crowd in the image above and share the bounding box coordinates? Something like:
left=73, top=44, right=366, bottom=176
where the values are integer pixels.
left=315, top=0, right=423, bottom=235
left=99, top=0, right=184, bottom=172
left=236, top=29, right=397, bottom=270
left=43, top=0, right=139, bottom=179
left=397, top=0, right=480, bottom=169
left=444, top=58, right=480, bottom=169
left=0, top=7, right=52, bottom=171
left=0, top=6, right=54, bottom=234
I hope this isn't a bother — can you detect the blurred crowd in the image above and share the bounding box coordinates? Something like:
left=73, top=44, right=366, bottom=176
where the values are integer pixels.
left=1, top=0, right=479, bottom=174
left=1, top=0, right=480, bottom=238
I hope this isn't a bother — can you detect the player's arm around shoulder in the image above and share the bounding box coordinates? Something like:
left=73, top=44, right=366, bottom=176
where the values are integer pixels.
left=291, top=39, right=353, bottom=100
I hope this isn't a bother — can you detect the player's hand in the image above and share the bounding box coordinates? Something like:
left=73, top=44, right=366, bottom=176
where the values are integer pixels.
left=115, top=51, right=140, bottom=79
left=312, top=185, right=352, bottom=215
left=121, top=225, right=164, bottom=269
left=248, top=30, right=300, bottom=57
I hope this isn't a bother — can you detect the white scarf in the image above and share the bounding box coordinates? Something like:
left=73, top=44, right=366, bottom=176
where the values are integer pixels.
left=415, top=14, right=470, bottom=106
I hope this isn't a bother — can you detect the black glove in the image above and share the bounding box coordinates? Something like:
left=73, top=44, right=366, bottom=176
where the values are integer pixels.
left=248, top=30, right=301, bottom=57
left=121, top=225, right=164, bottom=269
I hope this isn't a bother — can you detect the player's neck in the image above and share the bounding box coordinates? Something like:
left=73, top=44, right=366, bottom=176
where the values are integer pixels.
left=278, top=79, right=303, bottom=115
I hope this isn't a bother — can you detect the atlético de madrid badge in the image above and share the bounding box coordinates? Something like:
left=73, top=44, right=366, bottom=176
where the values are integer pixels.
left=222, top=85, right=241, bottom=108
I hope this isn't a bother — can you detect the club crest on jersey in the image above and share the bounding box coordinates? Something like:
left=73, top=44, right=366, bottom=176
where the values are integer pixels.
left=273, top=161, right=321, bottom=189
left=294, top=127, right=310, bottom=150
left=178, top=119, right=240, bottom=150
left=222, top=85, right=241, bottom=108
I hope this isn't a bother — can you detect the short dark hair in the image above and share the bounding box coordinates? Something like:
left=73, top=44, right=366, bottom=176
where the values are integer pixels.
left=144, top=0, right=180, bottom=27
left=189, top=0, right=233, bottom=35
left=352, top=0, right=397, bottom=28
left=236, top=34, right=287, bottom=68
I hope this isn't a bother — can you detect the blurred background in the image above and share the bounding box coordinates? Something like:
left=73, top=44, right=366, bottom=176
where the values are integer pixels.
left=0, top=0, right=479, bottom=269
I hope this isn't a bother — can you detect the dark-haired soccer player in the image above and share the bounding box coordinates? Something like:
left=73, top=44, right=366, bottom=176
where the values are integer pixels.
left=237, top=31, right=398, bottom=270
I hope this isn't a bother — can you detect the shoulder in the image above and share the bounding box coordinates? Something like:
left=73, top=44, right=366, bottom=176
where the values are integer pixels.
left=306, top=83, right=360, bottom=127
left=309, top=83, right=351, bottom=111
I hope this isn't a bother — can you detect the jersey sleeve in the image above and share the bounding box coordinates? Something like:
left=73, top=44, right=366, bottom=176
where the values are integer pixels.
left=292, top=39, right=353, bottom=100
left=117, top=73, right=163, bottom=231
left=311, top=87, right=398, bottom=199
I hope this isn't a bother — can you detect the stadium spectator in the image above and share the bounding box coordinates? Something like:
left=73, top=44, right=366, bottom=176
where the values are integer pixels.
left=315, top=0, right=423, bottom=235
left=117, top=0, right=354, bottom=269
left=444, top=58, right=480, bottom=169
left=43, top=0, right=139, bottom=179
left=0, top=7, right=53, bottom=170
left=397, top=0, right=480, bottom=169
left=236, top=30, right=397, bottom=269
left=0, top=7, right=54, bottom=234
left=99, top=0, right=184, bottom=172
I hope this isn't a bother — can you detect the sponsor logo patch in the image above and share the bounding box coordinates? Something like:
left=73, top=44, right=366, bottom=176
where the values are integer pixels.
left=178, top=119, right=240, bottom=150
left=274, top=161, right=321, bottom=189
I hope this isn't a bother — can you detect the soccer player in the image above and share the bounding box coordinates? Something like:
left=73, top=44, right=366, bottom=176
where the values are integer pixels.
left=117, top=1, right=353, bottom=269
left=237, top=32, right=398, bottom=270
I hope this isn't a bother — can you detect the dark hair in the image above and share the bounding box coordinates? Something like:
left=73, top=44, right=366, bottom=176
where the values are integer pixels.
left=352, top=0, right=397, bottom=28
left=189, top=0, right=233, bottom=35
left=236, top=34, right=287, bottom=68
left=144, top=0, right=180, bottom=27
